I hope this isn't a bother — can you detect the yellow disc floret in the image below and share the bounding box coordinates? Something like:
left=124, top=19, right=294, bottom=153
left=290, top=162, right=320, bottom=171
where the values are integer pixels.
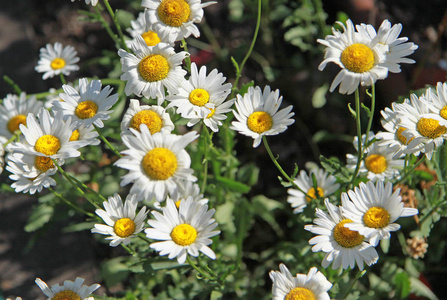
left=35, top=156, right=55, bottom=172
left=363, top=206, right=390, bottom=228
left=142, top=147, right=178, bottom=180
left=306, top=187, right=324, bottom=203
left=142, top=31, right=161, bottom=46
left=440, top=106, right=447, bottom=120
left=69, top=129, right=80, bottom=142
left=138, top=54, right=170, bottom=82
left=171, top=223, right=197, bottom=246
left=333, top=219, right=364, bottom=248
left=285, top=287, right=316, bottom=300
left=206, top=108, right=215, bottom=119
left=35, top=135, right=61, bottom=156
left=50, top=58, right=66, bottom=70
left=114, top=218, right=136, bottom=238
left=189, top=88, right=210, bottom=107
left=75, top=100, right=98, bottom=119
left=130, top=110, right=163, bottom=134
left=157, top=0, right=191, bottom=27
left=247, top=111, right=273, bottom=133
left=52, top=290, right=81, bottom=300
left=396, top=126, right=414, bottom=145
left=365, top=154, right=387, bottom=174
left=416, top=117, right=446, bottom=139
left=7, top=114, right=27, bottom=134
left=175, top=199, right=182, bottom=208
left=340, top=43, right=375, bottom=73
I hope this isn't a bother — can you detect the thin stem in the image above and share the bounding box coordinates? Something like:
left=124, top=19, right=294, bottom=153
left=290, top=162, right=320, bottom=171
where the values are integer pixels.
left=363, top=84, right=375, bottom=147
left=3, top=75, right=22, bottom=95
left=201, top=126, right=210, bottom=192
left=138, top=233, right=153, bottom=245
left=186, top=256, right=215, bottom=281
left=94, top=125, right=123, bottom=158
left=102, top=0, right=130, bottom=52
left=49, top=187, right=96, bottom=218
left=121, top=244, right=136, bottom=255
left=3, top=133, right=18, bottom=147
left=59, top=73, right=67, bottom=85
left=395, top=156, right=426, bottom=184
left=350, top=88, right=362, bottom=186
left=94, top=5, right=123, bottom=50
left=181, top=39, right=192, bottom=72
left=340, top=269, right=365, bottom=300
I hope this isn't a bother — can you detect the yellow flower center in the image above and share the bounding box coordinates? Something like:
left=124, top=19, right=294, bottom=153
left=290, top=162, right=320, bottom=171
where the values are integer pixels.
left=141, top=31, right=161, bottom=47
left=138, top=54, right=170, bottom=82
left=363, top=206, right=390, bottom=228
left=175, top=199, right=182, bottom=208
left=440, top=106, right=447, bottom=120
left=75, top=101, right=98, bottom=119
left=35, top=156, right=54, bottom=172
left=247, top=111, right=273, bottom=133
left=396, top=126, right=415, bottom=145
left=285, top=287, right=316, bottom=300
left=50, top=58, right=66, bottom=70
left=51, top=290, right=81, bottom=300
left=142, top=147, right=178, bottom=180
left=130, top=110, right=163, bottom=134
left=189, top=88, right=210, bottom=106
left=333, top=219, right=364, bottom=248
left=416, top=117, right=446, bottom=139
left=206, top=108, right=215, bottom=119
left=365, top=154, right=387, bottom=174
left=340, top=43, right=375, bottom=73
left=114, top=217, right=136, bottom=238
left=157, top=0, right=191, bottom=27
left=69, top=129, right=80, bottom=141
left=306, top=187, right=324, bottom=203
left=7, top=114, right=27, bottom=134
left=171, top=223, right=197, bottom=246
left=35, top=135, right=61, bottom=156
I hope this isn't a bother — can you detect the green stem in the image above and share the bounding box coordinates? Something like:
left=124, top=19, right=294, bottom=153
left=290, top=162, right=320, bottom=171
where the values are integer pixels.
left=138, top=233, right=153, bottom=245
left=33, top=88, right=64, bottom=100
left=186, top=256, right=215, bottom=281
left=3, top=75, right=22, bottom=95
left=181, top=39, right=192, bottom=72
left=121, top=243, right=136, bottom=255
left=94, top=5, right=123, bottom=50
left=3, top=133, right=18, bottom=147
left=418, top=198, right=447, bottom=225
left=102, top=0, right=130, bottom=52
left=49, top=187, right=96, bottom=218
left=395, top=156, right=426, bottom=184
left=363, top=84, right=375, bottom=147
left=350, top=88, right=362, bottom=186
left=340, top=270, right=366, bottom=300
left=59, top=73, right=67, bottom=85
left=201, top=126, right=210, bottom=193
left=94, top=125, right=123, bottom=158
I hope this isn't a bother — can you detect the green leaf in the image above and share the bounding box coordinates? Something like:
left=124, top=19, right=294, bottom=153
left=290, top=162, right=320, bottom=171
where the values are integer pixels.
left=251, top=195, right=284, bottom=237
left=231, top=56, right=240, bottom=74
left=24, top=204, right=54, bottom=232
left=311, top=84, right=329, bottom=108
left=394, top=272, right=411, bottom=299
left=347, top=103, right=356, bottom=118
left=361, top=103, right=371, bottom=117
left=216, top=176, right=250, bottom=193
left=238, top=81, right=255, bottom=96
left=380, top=237, right=390, bottom=254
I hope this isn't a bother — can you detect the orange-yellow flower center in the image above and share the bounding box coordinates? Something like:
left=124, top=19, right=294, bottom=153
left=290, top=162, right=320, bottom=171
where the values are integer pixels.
left=189, top=88, right=210, bottom=107
left=285, top=287, right=316, bottom=300
left=35, top=156, right=55, bottom=172
left=141, top=31, right=161, bottom=47
left=365, top=154, right=387, bottom=174
left=440, top=106, right=447, bottom=120
left=333, top=219, right=364, bottom=248
left=51, top=290, right=81, bottom=300
left=35, top=135, right=61, bottom=156
left=138, top=54, right=170, bottom=82
left=247, top=111, right=273, bottom=133
left=157, top=0, right=191, bottom=27
left=206, top=108, right=215, bottom=119
left=175, top=199, right=183, bottom=208
left=69, top=129, right=80, bottom=141
left=7, top=114, right=27, bottom=134
left=306, top=187, right=324, bottom=203
left=396, top=126, right=415, bottom=145
left=171, top=223, right=197, bottom=246
left=114, top=217, right=136, bottom=238
left=416, top=117, right=446, bottom=139
left=142, top=147, right=178, bottom=180
left=340, top=43, right=375, bottom=73
left=50, top=58, right=66, bottom=70
left=363, top=206, right=390, bottom=228
left=75, top=101, right=98, bottom=119
left=130, top=110, right=163, bottom=134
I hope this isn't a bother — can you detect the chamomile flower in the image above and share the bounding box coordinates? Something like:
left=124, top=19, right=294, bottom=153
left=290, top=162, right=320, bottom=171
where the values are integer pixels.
left=92, top=193, right=148, bottom=247
left=231, top=86, right=295, bottom=148
left=287, top=168, right=340, bottom=214
left=167, top=63, right=232, bottom=119
left=424, top=82, right=447, bottom=122
left=71, top=0, right=99, bottom=6
left=120, top=99, right=174, bottom=135
left=126, top=12, right=165, bottom=47
left=142, top=0, right=216, bottom=43
left=35, top=277, right=100, bottom=300
left=53, top=78, right=118, bottom=128
left=69, top=123, right=100, bottom=148
left=114, top=125, right=198, bottom=202
left=35, top=42, right=79, bottom=80
left=145, top=197, right=220, bottom=264
left=118, top=36, right=187, bottom=104
left=304, top=199, right=379, bottom=271
left=341, top=181, right=418, bottom=246
left=0, top=93, right=43, bottom=141
left=185, top=96, right=235, bottom=132
left=269, top=264, right=332, bottom=300
left=318, top=19, right=389, bottom=94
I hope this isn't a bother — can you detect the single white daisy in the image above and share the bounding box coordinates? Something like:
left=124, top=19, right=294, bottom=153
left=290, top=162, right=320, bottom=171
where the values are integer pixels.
left=230, top=85, right=295, bottom=148
left=35, top=277, right=100, bottom=300
left=92, top=193, right=148, bottom=247
left=114, top=125, right=198, bottom=202
left=424, top=82, right=447, bottom=122
left=120, top=99, right=174, bottom=135
left=287, top=168, right=340, bottom=214
left=155, top=180, right=208, bottom=210
left=126, top=12, right=166, bottom=47
left=53, top=78, right=118, bottom=128
left=145, top=197, right=220, bottom=264
left=167, top=62, right=232, bottom=119
left=185, top=96, right=235, bottom=132
left=318, top=19, right=389, bottom=94
left=71, top=0, right=99, bottom=6
left=342, top=181, right=418, bottom=246
left=69, top=123, right=101, bottom=148
left=35, top=42, right=79, bottom=80
left=142, top=0, right=216, bottom=43
left=0, top=93, right=43, bottom=141
left=269, top=264, right=332, bottom=300
left=304, top=199, right=379, bottom=271
left=118, top=36, right=187, bottom=104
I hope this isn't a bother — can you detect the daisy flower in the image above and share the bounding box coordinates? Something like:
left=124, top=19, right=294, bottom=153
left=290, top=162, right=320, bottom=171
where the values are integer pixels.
left=158, top=180, right=208, bottom=209
left=118, top=36, right=187, bottom=104
left=120, top=99, right=174, bottom=135
left=69, top=123, right=100, bottom=148
left=35, top=42, right=79, bottom=80
left=35, top=277, right=100, bottom=300
left=142, top=0, right=216, bottom=43
left=145, top=197, right=220, bottom=264
left=424, top=82, right=447, bottom=122
left=126, top=12, right=165, bottom=47
left=287, top=168, right=340, bottom=214
left=53, top=78, right=119, bottom=128
left=0, top=93, right=43, bottom=141
left=304, top=199, right=379, bottom=271
left=269, top=264, right=332, bottom=300
left=167, top=62, right=232, bottom=118
left=230, top=85, right=295, bottom=148
left=71, top=0, right=99, bottom=6
left=114, top=125, right=198, bottom=202
left=341, top=181, right=418, bottom=246
left=318, top=19, right=389, bottom=94
left=185, top=96, right=235, bottom=132
left=92, top=193, right=148, bottom=247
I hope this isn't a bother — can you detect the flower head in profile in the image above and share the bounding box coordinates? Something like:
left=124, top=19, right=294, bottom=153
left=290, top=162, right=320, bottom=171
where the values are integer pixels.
left=145, top=197, right=220, bottom=264
left=35, top=277, right=100, bottom=300
left=35, top=42, right=79, bottom=80
left=92, top=193, right=148, bottom=246
left=269, top=264, right=332, bottom=300
left=71, top=0, right=99, bottom=6
left=341, top=181, right=418, bottom=246
left=126, top=12, right=166, bottom=47
left=231, top=86, right=295, bottom=148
